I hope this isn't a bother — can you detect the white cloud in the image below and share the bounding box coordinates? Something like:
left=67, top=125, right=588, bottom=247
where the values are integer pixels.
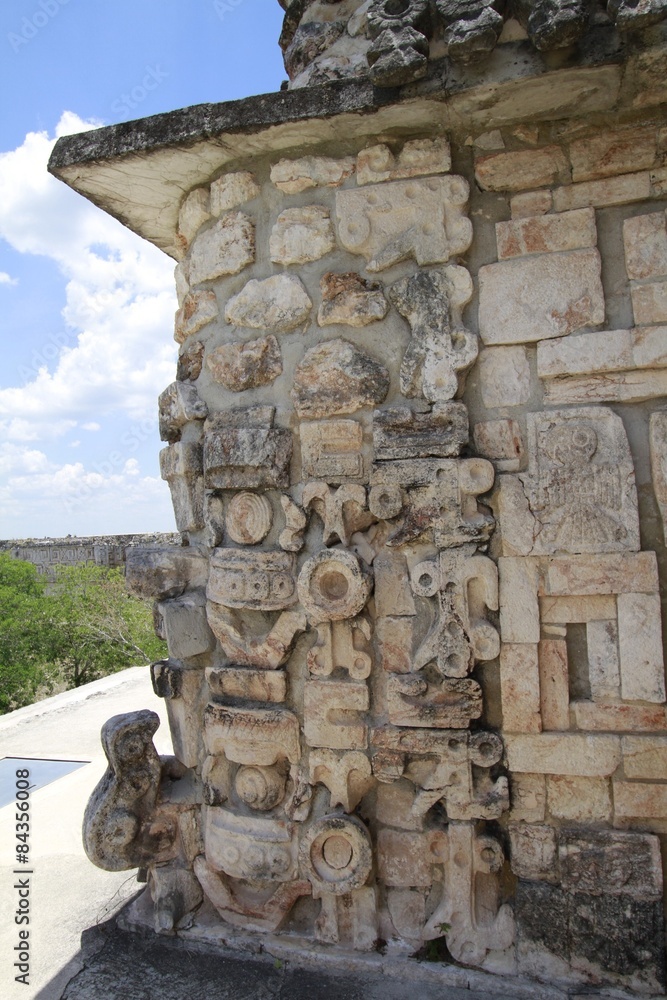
left=81, top=421, right=101, bottom=431
left=0, top=271, right=17, bottom=285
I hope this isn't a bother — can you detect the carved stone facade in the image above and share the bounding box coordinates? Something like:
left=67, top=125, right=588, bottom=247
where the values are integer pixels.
left=50, top=9, right=667, bottom=997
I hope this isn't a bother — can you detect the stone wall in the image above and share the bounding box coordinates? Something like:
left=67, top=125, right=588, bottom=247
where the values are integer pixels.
left=0, top=534, right=180, bottom=579
left=49, top=10, right=667, bottom=996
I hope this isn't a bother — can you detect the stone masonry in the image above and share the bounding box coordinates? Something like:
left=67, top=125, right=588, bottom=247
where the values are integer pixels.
left=49, top=2, right=667, bottom=995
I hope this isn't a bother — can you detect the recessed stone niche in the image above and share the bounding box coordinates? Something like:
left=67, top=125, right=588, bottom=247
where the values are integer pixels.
left=50, top=2, right=667, bottom=994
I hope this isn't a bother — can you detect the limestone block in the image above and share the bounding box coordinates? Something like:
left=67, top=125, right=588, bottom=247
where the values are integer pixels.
left=291, top=338, right=389, bottom=419
left=177, top=340, right=205, bottom=382
left=188, top=213, right=255, bottom=284
left=499, top=557, right=540, bottom=643
left=207, top=548, right=296, bottom=611
left=159, top=443, right=205, bottom=533
left=309, top=750, right=373, bottom=811
left=225, top=492, right=273, bottom=546
left=150, top=866, right=203, bottom=934
left=224, top=274, right=312, bottom=332
left=377, top=829, right=437, bottom=887
left=540, top=594, right=616, bottom=623
left=356, top=138, right=451, bottom=185
left=516, top=407, right=640, bottom=555
left=552, top=171, right=652, bottom=212
left=617, top=592, right=666, bottom=703
left=317, top=271, right=388, bottom=327
left=510, top=190, right=553, bottom=219
left=622, top=736, right=667, bottom=780
left=159, top=593, right=215, bottom=659
left=205, top=606, right=306, bottom=669
left=206, top=667, right=287, bottom=704
left=537, top=326, right=667, bottom=379
left=303, top=678, right=369, bottom=750
left=366, top=24, right=429, bottom=88
left=538, top=639, right=569, bottom=731
left=177, top=187, right=210, bottom=250
left=496, top=208, right=597, bottom=259
left=478, top=249, right=605, bottom=345
left=573, top=701, right=667, bottom=732
left=474, top=146, right=569, bottom=192
left=473, top=419, right=523, bottom=471
left=631, top=282, right=667, bottom=325
left=210, top=171, right=259, bottom=214
left=270, top=155, right=355, bottom=194
left=436, top=0, right=505, bottom=66
left=175, top=289, right=218, bottom=344
left=279, top=494, right=307, bottom=552
left=649, top=411, right=667, bottom=542
left=125, top=545, right=208, bottom=600
left=376, top=616, right=414, bottom=674
left=548, top=776, right=611, bottom=822
left=205, top=807, right=297, bottom=882
left=544, top=551, right=659, bottom=595
left=269, top=206, right=336, bottom=265
left=386, top=675, right=483, bottom=729
left=206, top=335, right=282, bottom=392
left=316, top=887, right=378, bottom=951
left=587, top=619, right=620, bottom=701
left=298, top=548, right=372, bottom=624
left=203, top=407, right=292, bottom=490
left=510, top=773, right=546, bottom=823
left=193, top=857, right=310, bottom=932
left=373, top=550, right=416, bottom=619
left=204, top=703, right=301, bottom=765
left=158, top=382, right=208, bottom=442
left=336, top=176, right=472, bottom=272
left=478, top=346, right=531, bottom=408
left=151, top=661, right=207, bottom=768
left=559, top=830, right=662, bottom=897
left=569, top=128, right=658, bottom=183
left=300, top=813, right=372, bottom=897
left=614, top=782, right=667, bottom=819
left=509, top=824, right=558, bottom=882
left=374, top=404, right=468, bottom=461
left=500, top=644, right=542, bottom=733
left=303, top=483, right=370, bottom=548
left=505, top=733, right=622, bottom=776
left=391, top=267, right=477, bottom=403
left=307, top=617, right=372, bottom=680
left=300, top=419, right=363, bottom=481
left=623, top=210, right=667, bottom=280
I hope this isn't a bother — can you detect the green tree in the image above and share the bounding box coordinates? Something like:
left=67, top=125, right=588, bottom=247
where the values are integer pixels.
left=0, top=554, right=53, bottom=712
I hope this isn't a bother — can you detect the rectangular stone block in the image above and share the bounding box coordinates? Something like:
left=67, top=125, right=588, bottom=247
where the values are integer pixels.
left=537, top=326, right=667, bottom=379
left=304, top=679, right=369, bottom=750
left=544, top=552, right=659, bottom=596
left=510, top=190, right=553, bottom=219
left=632, top=281, right=667, bottom=325
left=204, top=703, right=301, bottom=765
left=206, top=667, right=287, bottom=704
left=376, top=616, right=414, bottom=674
left=505, top=733, right=621, bottom=776
left=552, top=172, right=652, bottom=212
left=548, top=776, right=611, bottom=822
left=509, top=824, right=559, bottom=882
left=300, top=419, right=363, bottom=481
left=356, top=137, right=451, bottom=186
left=207, top=549, right=297, bottom=612
left=543, top=367, right=667, bottom=405
left=496, top=208, right=597, bottom=259
left=159, top=594, right=216, bottom=660
left=377, top=830, right=434, bottom=887
left=650, top=410, right=667, bottom=542
left=499, top=558, right=540, bottom=643
left=204, top=407, right=292, bottom=490
left=624, top=210, right=667, bottom=281
left=479, top=249, right=605, bottom=345
left=614, top=781, right=667, bottom=819
left=538, top=639, right=569, bottom=732
left=622, top=736, right=667, bottom=780
left=540, top=595, right=616, bottom=623
left=373, top=403, right=468, bottom=460
left=478, top=346, right=531, bottom=408
left=617, top=592, right=666, bottom=703
left=386, top=675, right=482, bottom=729
left=475, top=146, right=569, bottom=192
left=573, top=701, right=667, bottom=732
left=472, top=419, right=524, bottom=471
left=509, top=773, right=546, bottom=823
left=559, top=830, right=662, bottom=897
left=500, top=644, right=542, bottom=734
left=587, top=619, right=620, bottom=702
left=569, top=128, right=657, bottom=183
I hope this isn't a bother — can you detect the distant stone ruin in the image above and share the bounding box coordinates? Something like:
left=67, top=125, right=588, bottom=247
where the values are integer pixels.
left=0, top=534, right=180, bottom=579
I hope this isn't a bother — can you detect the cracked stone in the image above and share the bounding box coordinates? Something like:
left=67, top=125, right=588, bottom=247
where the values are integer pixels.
left=188, top=213, right=255, bottom=284
left=206, top=335, right=283, bottom=392
left=270, top=206, right=336, bottom=265
left=225, top=274, right=312, bottom=332
left=317, top=272, right=388, bottom=327
left=291, top=338, right=389, bottom=419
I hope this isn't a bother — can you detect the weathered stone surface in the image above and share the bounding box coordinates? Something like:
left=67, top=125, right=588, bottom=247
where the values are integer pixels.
left=622, top=736, right=667, bottom=780
left=176, top=340, right=205, bottom=382
left=560, top=830, right=663, bottom=897
left=479, top=249, right=605, bottom=345
left=309, top=750, right=373, bottom=812
left=436, top=0, right=505, bottom=65
left=177, top=187, right=210, bottom=250
left=158, top=382, right=208, bottom=442
left=298, top=548, right=372, bottom=624
left=174, top=289, right=218, bottom=344
left=509, top=824, right=558, bottom=882
left=225, top=491, right=273, bottom=546
left=188, top=213, right=255, bottom=284
left=204, top=407, right=292, bottom=489
left=209, top=171, right=259, bottom=214
left=206, top=335, right=283, bottom=392
left=478, top=346, right=531, bottom=408
left=159, top=443, right=205, bottom=533
left=206, top=605, right=306, bottom=670
left=356, top=138, right=451, bottom=185
left=152, top=661, right=208, bottom=768
left=540, top=594, right=616, bottom=623
left=284, top=19, right=347, bottom=78
left=510, top=773, right=546, bottom=823
left=317, top=271, right=388, bottom=327
left=391, top=266, right=476, bottom=403
left=496, top=208, right=597, bottom=260
left=624, top=209, right=667, bottom=281
left=631, top=282, right=667, bottom=325
left=279, top=494, right=307, bottom=553
left=473, top=419, right=524, bottom=471
left=552, top=171, right=652, bottom=212
left=125, top=545, right=207, bottom=600
left=207, top=666, right=287, bottom=703
left=270, top=206, right=336, bottom=265
left=614, top=781, right=667, bottom=819
left=609, top=0, right=667, bottom=30
left=225, top=274, right=312, bottom=331
left=387, top=675, right=483, bottom=728
left=510, top=190, right=553, bottom=219
left=587, top=619, right=620, bottom=701
left=542, top=367, right=667, bottom=405
left=303, top=482, right=370, bottom=548
left=270, top=155, right=355, bottom=194
left=304, top=678, right=369, bottom=750
left=475, top=146, right=569, bottom=192
left=336, top=177, right=472, bottom=272
left=570, top=127, right=658, bottom=183
left=374, top=403, right=468, bottom=460
left=291, top=338, right=389, bottom=419
left=367, top=24, right=429, bottom=88
left=650, top=410, right=667, bottom=542
left=617, top=591, right=666, bottom=702
left=208, top=548, right=296, bottom=611
left=573, top=701, right=667, bottom=731
left=500, top=644, right=542, bottom=733
left=548, top=776, right=611, bottom=822
left=538, top=639, right=569, bottom=731
left=158, top=593, right=215, bottom=659
left=543, top=551, right=659, bottom=595
left=536, top=326, right=667, bottom=379
left=316, top=887, right=378, bottom=951
left=300, top=813, right=373, bottom=896
left=308, top=617, right=372, bottom=680
left=205, top=702, right=301, bottom=765
left=499, top=557, right=540, bottom=643
left=300, top=419, right=364, bottom=481
left=505, top=733, right=622, bottom=776
left=514, top=0, right=589, bottom=51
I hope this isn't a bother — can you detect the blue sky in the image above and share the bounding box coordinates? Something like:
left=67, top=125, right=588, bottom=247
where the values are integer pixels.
left=0, top=0, right=285, bottom=538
